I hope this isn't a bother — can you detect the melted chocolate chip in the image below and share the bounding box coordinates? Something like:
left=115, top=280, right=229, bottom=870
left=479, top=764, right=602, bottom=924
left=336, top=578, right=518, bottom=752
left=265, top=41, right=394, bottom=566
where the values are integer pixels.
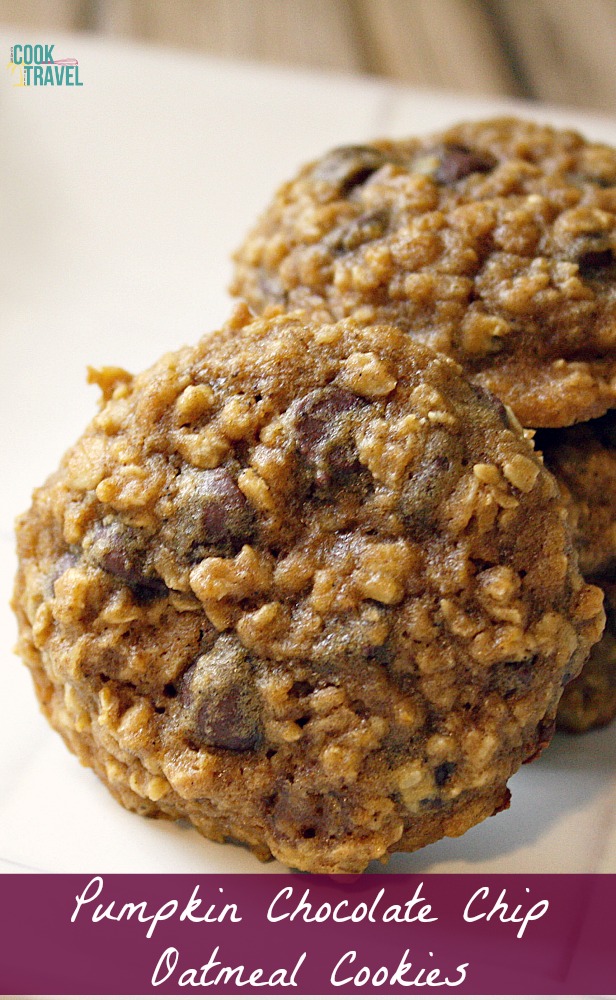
left=173, top=468, right=256, bottom=559
left=428, top=143, right=495, bottom=184
left=494, top=654, right=539, bottom=699
left=293, top=386, right=366, bottom=487
left=420, top=796, right=444, bottom=810
left=312, top=145, right=387, bottom=194
left=197, top=692, right=257, bottom=751
left=181, top=636, right=261, bottom=752
left=324, top=209, right=390, bottom=256
left=577, top=247, right=616, bottom=281
left=400, top=432, right=464, bottom=531
left=89, top=523, right=166, bottom=596
left=434, top=761, right=456, bottom=787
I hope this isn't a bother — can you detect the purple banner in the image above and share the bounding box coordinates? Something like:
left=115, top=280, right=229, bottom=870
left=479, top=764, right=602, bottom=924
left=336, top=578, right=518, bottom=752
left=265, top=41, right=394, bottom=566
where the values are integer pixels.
left=0, top=874, right=614, bottom=994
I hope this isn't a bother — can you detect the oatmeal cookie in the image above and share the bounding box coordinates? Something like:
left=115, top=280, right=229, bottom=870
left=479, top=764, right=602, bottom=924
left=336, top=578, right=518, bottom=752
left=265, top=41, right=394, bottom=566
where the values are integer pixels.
left=232, top=118, right=616, bottom=427
left=557, top=581, right=616, bottom=733
left=13, top=308, right=603, bottom=873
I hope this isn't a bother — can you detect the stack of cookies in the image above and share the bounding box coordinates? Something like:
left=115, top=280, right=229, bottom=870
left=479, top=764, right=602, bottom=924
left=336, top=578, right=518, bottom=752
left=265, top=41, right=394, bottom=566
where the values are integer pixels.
left=12, top=119, right=614, bottom=873
left=232, top=118, right=616, bottom=735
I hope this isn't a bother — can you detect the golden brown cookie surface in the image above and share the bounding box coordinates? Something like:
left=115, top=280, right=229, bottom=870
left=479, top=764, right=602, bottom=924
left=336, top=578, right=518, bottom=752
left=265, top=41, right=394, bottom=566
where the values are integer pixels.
left=13, top=309, right=603, bottom=872
left=232, top=118, right=616, bottom=427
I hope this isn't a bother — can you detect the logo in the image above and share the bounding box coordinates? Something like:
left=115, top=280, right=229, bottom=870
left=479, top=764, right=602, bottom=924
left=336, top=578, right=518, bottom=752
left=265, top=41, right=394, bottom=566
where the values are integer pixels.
left=8, top=44, right=83, bottom=86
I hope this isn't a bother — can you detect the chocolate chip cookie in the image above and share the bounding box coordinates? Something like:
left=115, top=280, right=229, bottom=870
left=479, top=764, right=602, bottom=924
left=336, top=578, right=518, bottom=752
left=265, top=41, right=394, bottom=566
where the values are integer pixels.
left=232, top=118, right=616, bottom=428
left=13, top=308, right=603, bottom=872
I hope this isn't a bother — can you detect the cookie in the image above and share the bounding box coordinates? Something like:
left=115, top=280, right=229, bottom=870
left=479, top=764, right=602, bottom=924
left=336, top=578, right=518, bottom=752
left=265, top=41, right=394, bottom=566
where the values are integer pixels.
left=13, top=308, right=603, bottom=873
left=536, top=412, right=616, bottom=579
left=557, top=581, right=616, bottom=733
left=232, top=117, right=616, bottom=428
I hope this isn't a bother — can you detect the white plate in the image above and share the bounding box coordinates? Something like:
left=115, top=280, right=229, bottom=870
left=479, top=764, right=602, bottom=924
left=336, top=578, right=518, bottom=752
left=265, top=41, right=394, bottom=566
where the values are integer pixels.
left=1, top=28, right=615, bottom=877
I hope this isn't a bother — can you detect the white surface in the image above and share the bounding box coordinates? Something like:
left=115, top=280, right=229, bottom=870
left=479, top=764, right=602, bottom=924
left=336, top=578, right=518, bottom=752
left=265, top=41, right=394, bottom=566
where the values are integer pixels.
left=1, top=28, right=616, bottom=879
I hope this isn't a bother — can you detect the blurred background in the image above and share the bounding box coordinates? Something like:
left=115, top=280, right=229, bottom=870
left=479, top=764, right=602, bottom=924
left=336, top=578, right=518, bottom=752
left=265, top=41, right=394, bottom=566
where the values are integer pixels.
left=1, top=0, right=615, bottom=114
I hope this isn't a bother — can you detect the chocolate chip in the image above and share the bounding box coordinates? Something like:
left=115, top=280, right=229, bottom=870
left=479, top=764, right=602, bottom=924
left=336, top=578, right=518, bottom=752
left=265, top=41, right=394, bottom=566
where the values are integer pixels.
left=172, top=468, right=255, bottom=559
left=292, top=386, right=366, bottom=487
left=197, top=470, right=254, bottom=543
left=400, top=432, right=464, bottom=531
left=312, top=145, right=387, bottom=194
left=402, top=455, right=454, bottom=523
left=425, top=143, right=495, bottom=184
left=324, top=209, right=390, bottom=255
left=88, top=523, right=166, bottom=596
left=577, top=247, right=616, bottom=281
left=265, top=783, right=345, bottom=841
left=420, top=796, right=444, bottom=809
left=181, top=636, right=261, bottom=752
left=295, top=388, right=360, bottom=453
left=493, top=654, right=538, bottom=698
left=434, top=761, right=456, bottom=787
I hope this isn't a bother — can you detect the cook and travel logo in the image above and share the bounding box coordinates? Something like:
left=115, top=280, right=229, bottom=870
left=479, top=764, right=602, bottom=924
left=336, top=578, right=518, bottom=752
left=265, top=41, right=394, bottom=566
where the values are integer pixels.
left=8, top=43, right=83, bottom=86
